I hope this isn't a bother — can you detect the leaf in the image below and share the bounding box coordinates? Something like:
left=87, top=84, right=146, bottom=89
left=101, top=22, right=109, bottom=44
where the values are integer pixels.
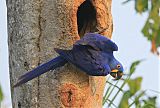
left=0, top=85, right=3, bottom=102
left=155, top=29, right=160, bottom=47
left=133, top=90, right=145, bottom=107
left=129, top=90, right=146, bottom=107
left=135, top=0, right=148, bottom=13
left=142, top=1, right=160, bottom=39
left=141, top=1, right=160, bottom=54
left=142, top=96, right=157, bottom=108
left=141, top=17, right=152, bottom=40
left=127, top=77, right=142, bottom=96
left=122, top=0, right=132, bottom=4
left=125, top=0, right=160, bottom=55
left=103, top=85, right=112, bottom=105
left=118, top=91, right=131, bottom=108
left=135, top=90, right=145, bottom=100
left=129, top=60, right=143, bottom=75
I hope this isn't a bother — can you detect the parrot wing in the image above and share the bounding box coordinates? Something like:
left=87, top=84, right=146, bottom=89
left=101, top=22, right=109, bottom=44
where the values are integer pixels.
left=55, top=45, right=110, bottom=76
left=75, top=33, right=118, bottom=52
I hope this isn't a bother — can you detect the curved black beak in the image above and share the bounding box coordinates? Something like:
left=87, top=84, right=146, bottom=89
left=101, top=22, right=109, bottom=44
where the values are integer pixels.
left=110, top=70, right=123, bottom=80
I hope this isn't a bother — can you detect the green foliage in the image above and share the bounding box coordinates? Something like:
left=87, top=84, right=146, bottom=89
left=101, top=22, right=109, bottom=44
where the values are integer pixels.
left=129, top=60, right=142, bottom=75
left=103, top=60, right=158, bottom=108
left=142, top=1, right=160, bottom=47
left=124, top=0, right=160, bottom=54
left=127, top=77, right=142, bottom=96
left=118, top=91, right=130, bottom=108
left=0, top=85, right=3, bottom=104
left=135, top=0, right=148, bottom=13
left=142, top=96, right=157, bottom=108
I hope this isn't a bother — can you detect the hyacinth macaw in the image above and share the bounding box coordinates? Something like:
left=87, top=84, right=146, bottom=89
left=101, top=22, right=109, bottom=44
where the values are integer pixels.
left=14, top=33, right=124, bottom=87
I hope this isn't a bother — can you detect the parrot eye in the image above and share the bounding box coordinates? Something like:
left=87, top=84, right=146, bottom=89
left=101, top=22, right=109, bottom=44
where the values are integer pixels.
left=117, top=64, right=121, bottom=68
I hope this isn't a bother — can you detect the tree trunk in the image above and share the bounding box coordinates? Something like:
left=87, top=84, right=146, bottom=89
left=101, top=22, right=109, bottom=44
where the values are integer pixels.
left=7, top=0, right=113, bottom=107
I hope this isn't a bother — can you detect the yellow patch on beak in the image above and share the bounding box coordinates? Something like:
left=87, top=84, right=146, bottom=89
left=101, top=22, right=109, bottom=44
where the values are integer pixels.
left=111, top=69, right=119, bottom=73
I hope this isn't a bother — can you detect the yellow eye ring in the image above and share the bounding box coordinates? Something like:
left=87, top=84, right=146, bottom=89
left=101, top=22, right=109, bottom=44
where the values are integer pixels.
left=117, top=64, right=121, bottom=68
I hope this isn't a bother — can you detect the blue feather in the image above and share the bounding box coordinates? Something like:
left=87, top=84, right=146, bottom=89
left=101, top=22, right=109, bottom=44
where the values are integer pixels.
left=14, top=56, right=67, bottom=87
left=14, top=33, right=123, bottom=87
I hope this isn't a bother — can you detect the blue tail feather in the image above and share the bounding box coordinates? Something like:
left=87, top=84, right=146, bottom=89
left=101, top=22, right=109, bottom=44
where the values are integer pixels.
left=14, top=56, right=67, bottom=87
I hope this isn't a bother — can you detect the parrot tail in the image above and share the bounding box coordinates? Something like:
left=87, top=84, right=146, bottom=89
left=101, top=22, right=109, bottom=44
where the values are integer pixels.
left=13, top=56, right=67, bottom=87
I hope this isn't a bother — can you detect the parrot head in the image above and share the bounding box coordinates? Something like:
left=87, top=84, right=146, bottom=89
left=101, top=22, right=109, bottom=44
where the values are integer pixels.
left=109, top=59, right=124, bottom=80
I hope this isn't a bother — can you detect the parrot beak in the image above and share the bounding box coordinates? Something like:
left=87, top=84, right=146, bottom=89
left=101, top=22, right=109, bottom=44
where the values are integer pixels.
left=110, top=69, right=123, bottom=80
left=110, top=69, right=119, bottom=78
left=111, top=69, right=119, bottom=73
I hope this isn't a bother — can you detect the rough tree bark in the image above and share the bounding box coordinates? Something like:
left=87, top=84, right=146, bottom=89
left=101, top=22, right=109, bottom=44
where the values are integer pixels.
left=7, top=0, right=113, bottom=108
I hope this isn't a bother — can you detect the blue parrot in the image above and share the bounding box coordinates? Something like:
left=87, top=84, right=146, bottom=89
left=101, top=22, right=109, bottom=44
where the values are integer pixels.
left=14, top=33, right=124, bottom=87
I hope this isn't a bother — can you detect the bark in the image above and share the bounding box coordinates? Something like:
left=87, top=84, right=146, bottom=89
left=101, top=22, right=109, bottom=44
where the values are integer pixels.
left=7, top=0, right=113, bottom=108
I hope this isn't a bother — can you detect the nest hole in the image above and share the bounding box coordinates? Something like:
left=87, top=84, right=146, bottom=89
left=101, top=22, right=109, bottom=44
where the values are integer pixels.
left=77, top=0, right=97, bottom=37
